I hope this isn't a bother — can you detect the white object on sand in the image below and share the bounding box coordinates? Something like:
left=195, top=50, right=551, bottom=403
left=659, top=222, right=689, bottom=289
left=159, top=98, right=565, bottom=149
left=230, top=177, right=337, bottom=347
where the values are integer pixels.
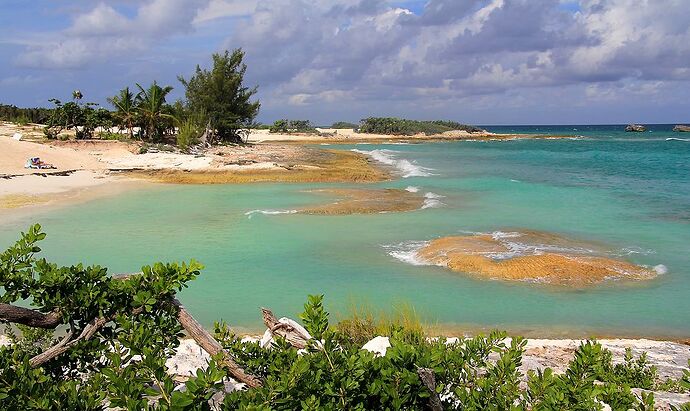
left=12, top=132, right=22, bottom=141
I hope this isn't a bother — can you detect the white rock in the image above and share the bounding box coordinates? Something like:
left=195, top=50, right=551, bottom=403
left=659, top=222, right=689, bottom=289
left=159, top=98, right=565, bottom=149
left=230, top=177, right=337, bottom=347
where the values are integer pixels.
left=362, top=336, right=391, bottom=357
left=166, top=339, right=211, bottom=377
left=12, top=132, right=22, bottom=141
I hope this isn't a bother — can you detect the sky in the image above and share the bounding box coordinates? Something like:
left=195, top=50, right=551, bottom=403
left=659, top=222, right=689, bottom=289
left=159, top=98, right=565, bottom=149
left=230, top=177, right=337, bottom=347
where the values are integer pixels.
left=1, top=0, right=689, bottom=125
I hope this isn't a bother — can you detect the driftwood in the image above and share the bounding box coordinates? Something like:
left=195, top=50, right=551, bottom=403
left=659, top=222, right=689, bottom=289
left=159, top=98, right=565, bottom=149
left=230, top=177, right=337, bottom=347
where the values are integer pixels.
left=417, top=367, right=443, bottom=411
left=261, top=307, right=312, bottom=349
left=30, top=312, right=136, bottom=367
left=0, top=275, right=261, bottom=388
left=0, top=303, right=62, bottom=329
left=172, top=299, right=261, bottom=388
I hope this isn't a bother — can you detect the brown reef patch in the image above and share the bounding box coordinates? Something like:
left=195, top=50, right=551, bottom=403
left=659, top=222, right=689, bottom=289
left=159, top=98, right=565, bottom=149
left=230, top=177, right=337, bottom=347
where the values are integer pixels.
left=416, top=232, right=658, bottom=287
left=298, top=188, right=425, bottom=215
left=125, top=149, right=388, bottom=184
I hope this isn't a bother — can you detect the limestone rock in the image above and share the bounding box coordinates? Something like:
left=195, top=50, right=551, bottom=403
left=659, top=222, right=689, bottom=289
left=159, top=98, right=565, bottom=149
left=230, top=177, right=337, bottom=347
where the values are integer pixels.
left=625, top=124, right=647, bottom=132
left=362, top=336, right=391, bottom=357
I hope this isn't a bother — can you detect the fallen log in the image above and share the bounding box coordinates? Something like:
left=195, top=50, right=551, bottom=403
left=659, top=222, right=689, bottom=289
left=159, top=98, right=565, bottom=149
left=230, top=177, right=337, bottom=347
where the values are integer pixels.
left=173, top=299, right=261, bottom=388
left=0, top=303, right=61, bottom=329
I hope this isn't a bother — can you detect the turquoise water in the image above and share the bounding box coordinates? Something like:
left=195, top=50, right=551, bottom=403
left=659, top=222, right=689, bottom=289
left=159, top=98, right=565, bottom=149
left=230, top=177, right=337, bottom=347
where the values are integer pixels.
left=1, top=125, right=689, bottom=337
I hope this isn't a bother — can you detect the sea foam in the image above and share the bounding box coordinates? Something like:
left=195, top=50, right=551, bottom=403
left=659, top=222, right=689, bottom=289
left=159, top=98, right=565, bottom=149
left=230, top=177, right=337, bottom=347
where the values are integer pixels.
left=352, top=149, right=433, bottom=178
left=421, top=192, right=445, bottom=209
left=245, top=209, right=298, bottom=219
left=383, top=241, right=432, bottom=266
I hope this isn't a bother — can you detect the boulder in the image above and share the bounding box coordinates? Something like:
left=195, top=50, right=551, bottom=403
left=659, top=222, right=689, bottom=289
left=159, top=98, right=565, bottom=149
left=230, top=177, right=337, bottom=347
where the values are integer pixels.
left=625, top=124, right=646, bottom=132
left=672, top=125, right=690, bottom=132
left=362, top=336, right=391, bottom=357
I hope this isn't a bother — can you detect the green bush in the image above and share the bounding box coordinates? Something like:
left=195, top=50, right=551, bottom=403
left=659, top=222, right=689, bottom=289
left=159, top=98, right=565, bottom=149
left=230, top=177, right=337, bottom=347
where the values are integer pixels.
left=177, top=118, right=203, bottom=150
left=0, top=104, right=52, bottom=124
left=269, top=119, right=318, bottom=134
left=358, top=117, right=484, bottom=135
left=331, top=121, right=358, bottom=129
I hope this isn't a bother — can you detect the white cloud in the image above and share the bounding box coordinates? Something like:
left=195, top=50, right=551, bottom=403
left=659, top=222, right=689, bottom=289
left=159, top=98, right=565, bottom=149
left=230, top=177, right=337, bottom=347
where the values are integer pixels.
left=193, top=0, right=258, bottom=23
left=15, top=0, right=211, bottom=69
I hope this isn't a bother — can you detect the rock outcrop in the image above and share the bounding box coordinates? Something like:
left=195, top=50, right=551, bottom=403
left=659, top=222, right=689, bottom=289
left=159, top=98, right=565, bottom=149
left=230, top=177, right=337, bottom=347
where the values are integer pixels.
left=673, top=125, right=690, bottom=132
left=413, top=231, right=660, bottom=287
left=626, top=124, right=647, bottom=132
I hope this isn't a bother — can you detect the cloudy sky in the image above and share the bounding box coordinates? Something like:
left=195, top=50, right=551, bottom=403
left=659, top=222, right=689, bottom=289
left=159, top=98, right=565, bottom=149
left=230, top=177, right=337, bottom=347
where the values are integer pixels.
left=1, top=0, right=689, bottom=125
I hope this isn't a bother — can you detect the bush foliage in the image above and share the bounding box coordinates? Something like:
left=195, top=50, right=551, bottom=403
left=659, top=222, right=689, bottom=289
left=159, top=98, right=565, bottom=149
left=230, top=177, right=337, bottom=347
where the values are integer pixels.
left=0, top=104, right=52, bottom=124
left=358, top=117, right=484, bottom=135
left=269, top=119, right=318, bottom=134
left=331, top=121, right=359, bottom=129
left=179, top=49, right=260, bottom=144
left=1, top=226, right=688, bottom=410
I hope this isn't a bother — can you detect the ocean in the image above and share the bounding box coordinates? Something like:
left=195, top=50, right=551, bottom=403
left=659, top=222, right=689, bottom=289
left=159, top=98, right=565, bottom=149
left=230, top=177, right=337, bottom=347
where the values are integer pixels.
left=1, top=124, right=688, bottom=337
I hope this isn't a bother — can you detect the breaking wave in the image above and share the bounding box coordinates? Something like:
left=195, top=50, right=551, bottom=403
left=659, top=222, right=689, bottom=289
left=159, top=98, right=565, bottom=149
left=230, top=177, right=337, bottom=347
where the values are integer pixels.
left=352, top=149, right=433, bottom=178
left=421, top=192, right=445, bottom=209
left=245, top=209, right=298, bottom=219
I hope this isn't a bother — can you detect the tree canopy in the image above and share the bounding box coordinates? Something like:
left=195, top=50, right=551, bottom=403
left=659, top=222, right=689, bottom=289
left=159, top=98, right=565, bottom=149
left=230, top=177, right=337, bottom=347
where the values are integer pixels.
left=179, top=49, right=260, bottom=144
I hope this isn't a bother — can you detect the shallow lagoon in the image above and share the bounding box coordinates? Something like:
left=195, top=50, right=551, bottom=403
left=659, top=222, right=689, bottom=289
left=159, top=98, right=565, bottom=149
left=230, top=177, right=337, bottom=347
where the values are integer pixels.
left=2, top=126, right=688, bottom=337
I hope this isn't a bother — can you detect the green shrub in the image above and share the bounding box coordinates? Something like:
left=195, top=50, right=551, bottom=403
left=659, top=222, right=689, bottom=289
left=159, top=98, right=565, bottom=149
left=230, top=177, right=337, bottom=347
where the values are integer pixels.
left=269, top=119, right=318, bottom=134
left=358, top=117, right=484, bottom=135
left=331, top=121, right=358, bottom=129
left=176, top=117, right=203, bottom=149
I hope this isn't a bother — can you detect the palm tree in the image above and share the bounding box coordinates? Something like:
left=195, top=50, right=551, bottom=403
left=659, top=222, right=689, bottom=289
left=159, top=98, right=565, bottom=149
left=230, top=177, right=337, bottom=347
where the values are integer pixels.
left=108, top=87, right=136, bottom=139
left=135, top=81, right=174, bottom=141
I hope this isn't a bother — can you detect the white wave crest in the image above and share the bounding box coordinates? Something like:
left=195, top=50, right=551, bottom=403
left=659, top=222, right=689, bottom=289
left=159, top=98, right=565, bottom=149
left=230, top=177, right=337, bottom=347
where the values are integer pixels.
left=405, top=186, right=420, bottom=192
left=352, top=149, right=433, bottom=178
left=382, top=241, right=432, bottom=266
left=245, top=209, right=298, bottom=219
left=653, top=264, right=668, bottom=275
left=666, top=138, right=690, bottom=142
left=421, top=192, right=445, bottom=209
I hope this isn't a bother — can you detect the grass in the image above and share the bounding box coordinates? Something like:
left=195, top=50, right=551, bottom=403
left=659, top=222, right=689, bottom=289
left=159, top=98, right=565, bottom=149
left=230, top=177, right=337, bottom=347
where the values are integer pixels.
left=334, top=300, right=429, bottom=346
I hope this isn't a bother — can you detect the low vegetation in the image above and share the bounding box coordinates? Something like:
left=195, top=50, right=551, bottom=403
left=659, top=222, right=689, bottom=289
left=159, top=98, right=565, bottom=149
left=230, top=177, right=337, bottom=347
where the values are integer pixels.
left=1, top=225, right=688, bottom=409
left=331, top=121, right=359, bottom=129
left=269, top=119, right=318, bottom=134
left=0, top=104, right=52, bottom=125
left=358, top=117, right=484, bottom=135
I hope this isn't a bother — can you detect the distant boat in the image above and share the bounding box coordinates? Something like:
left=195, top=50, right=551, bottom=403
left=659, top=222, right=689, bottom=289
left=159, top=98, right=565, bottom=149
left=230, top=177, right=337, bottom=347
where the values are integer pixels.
left=672, top=125, right=690, bottom=132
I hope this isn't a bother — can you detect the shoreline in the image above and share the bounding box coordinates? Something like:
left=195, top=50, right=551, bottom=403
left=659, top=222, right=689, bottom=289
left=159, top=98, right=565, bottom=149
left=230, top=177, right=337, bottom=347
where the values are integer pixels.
left=0, top=125, right=573, bottom=213
left=248, top=127, right=578, bottom=144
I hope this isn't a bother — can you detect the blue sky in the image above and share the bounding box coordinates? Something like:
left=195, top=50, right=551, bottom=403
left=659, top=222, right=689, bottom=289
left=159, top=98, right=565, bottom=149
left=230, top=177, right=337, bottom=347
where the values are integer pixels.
left=1, top=0, right=689, bottom=125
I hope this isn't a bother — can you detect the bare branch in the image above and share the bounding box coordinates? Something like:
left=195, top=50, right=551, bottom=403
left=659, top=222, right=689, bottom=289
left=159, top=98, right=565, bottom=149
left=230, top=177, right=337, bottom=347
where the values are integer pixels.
left=0, top=303, right=62, bottom=329
left=171, top=299, right=262, bottom=388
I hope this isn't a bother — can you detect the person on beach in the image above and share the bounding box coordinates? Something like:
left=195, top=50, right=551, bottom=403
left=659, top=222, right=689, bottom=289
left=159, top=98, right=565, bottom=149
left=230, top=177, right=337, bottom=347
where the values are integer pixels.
left=25, top=157, right=56, bottom=169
